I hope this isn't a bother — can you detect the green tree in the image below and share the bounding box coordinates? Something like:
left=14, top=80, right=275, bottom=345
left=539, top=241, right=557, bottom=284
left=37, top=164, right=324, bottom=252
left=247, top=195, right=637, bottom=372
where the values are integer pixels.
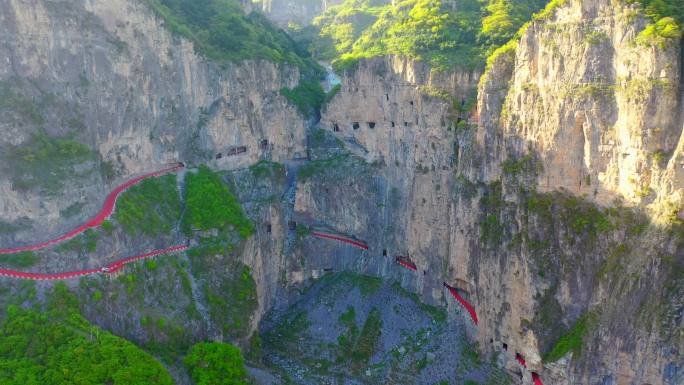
left=184, top=342, right=249, bottom=385
left=182, top=165, right=254, bottom=238
left=143, top=0, right=321, bottom=75
left=0, top=283, right=174, bottom=385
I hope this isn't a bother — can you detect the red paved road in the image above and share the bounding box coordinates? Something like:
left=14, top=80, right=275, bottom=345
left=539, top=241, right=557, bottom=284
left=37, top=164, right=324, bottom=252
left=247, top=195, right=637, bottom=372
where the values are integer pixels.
left=444, top=282, right=479, bottom=326
left=395, top=256, right=418, bottom=271
left=0, top=164, right=183, bottom=254
left=0, top=245, right=187, bottom=280
left=311, top=231, right=369, bottom=250
left=532, top=372, right=544, bottom=385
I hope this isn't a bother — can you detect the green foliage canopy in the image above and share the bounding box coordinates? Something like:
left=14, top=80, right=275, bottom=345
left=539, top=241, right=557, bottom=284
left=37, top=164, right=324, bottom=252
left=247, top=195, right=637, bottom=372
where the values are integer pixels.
left=114, top=174, right=181, bottom=237
left=184, top=342, right=249, bottom=385
left=544, top=314, right=591, bottom=362
left=306, top=0, right=549, bottom=72
left=182, top=165, right=254, bottom=238
left=144, top=0, right=321, bottom=74
left=0, top=284, right=174, bottom=385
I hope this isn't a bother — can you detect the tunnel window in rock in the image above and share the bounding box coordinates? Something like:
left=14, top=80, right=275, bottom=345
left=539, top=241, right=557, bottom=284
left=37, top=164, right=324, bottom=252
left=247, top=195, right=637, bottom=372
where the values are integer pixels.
left=353, top=122, right=360, bottom=130
left=288, top=221, right=297, bottom=231
left=368, top=122, right=376, bottom=129
left=215, top=153, right=223, bottom=159
left=391, top=121, right=395, bottom=127
left=260, top=139, right=269, bottom=150
left=333, top=123, right=340, bottom=132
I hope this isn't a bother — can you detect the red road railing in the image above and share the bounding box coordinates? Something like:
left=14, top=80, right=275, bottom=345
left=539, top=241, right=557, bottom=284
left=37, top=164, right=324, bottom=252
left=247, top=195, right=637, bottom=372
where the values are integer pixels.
left=395, top=256, right=417, bottom=271
left=532, top=372, right=544, bottom=385
left=105, top=245, right=188, bottom=273
left=310, top=231, right=368, bottom=250
left=516, top=353, right=527, bottom=368
left=0, top=164, right=184, bottom=254
left=0, top=244, right=187, bottom=280
left=444, top=282, right=478, bottom=325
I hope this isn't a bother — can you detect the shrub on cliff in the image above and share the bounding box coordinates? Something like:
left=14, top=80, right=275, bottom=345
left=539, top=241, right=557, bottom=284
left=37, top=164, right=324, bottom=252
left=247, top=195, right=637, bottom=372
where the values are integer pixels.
left=143, top=0, right=321, bottom=75
left=0, top=283, right=174, bottom=385
left=114, top=174, right=181, bottom=237
left=184, top=342, right=249, bottom=385
left=182, top=165, right=254, bottom=238
left=544, top=314, right=591, bottom=362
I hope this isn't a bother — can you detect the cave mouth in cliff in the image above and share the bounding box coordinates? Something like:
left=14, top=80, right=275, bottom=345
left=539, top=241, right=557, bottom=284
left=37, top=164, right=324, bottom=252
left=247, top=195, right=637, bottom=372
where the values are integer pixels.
left=352, top=122, right=360, bottom=130
left=367, top=122, right=376, bottom=129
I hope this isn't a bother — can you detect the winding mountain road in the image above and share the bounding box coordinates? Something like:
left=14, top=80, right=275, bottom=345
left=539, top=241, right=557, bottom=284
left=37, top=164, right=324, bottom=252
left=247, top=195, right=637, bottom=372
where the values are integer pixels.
left=0, top=244, right=188, bottom=280
left=310, top=231, right=369, bottom=250
left=0, top=161, right=546, bottom=384
left=0, top=164, right=184, bottom=254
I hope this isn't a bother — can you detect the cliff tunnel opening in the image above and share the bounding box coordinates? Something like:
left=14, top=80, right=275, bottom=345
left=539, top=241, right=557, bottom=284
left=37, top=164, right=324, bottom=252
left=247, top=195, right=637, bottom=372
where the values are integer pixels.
left=368, top=122, right=376, bottom=129
left=391, top=121, right=395, bottom=127
left=333, top=123, right=340, bottom=132
left=353, top=122, right=360, bottom=130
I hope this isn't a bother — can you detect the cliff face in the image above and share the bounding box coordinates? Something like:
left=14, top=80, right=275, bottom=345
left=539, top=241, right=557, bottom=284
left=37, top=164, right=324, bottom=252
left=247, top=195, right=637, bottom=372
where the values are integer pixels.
left=481, top=0, right=684, bottom=214
left=0, top=0, right=306, bottom=242
left=297, top=1, right=684, bottom=384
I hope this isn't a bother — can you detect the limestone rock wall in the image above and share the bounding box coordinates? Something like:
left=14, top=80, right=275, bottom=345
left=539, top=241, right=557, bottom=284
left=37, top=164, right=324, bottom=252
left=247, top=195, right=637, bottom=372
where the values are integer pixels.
left=0, top=0, right=307, bottom=241
left=296, top=1, right=684, bottom=384
left=483, top=0, right=683, bottom=212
